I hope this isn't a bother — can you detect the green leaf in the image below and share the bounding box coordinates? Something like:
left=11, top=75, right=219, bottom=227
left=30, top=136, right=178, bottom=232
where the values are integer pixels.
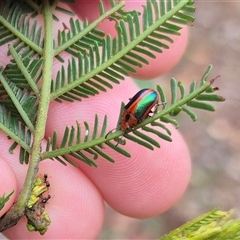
left=142, top=126, right=172, bottom=142
left=0, top=191, right=14, bottom=211
left=0, top=105, right=32, bottom=160
left=196, top=93, right=225, bottom=102
left=133, top=130, right=160, bottom=148
left=0, top=2, right=43, bottom=55
left=187, top=100, right=215, bottom=111
left=50, top=0, right=195, bottom=102
left=160, top=209, right=240, bottom=240
left=182, top=106, right=198, bottom=121
left=41, top=115, right=131, bottom=165
left=0, top=73, right=35, bottom=131
left=124, top=134, right=154, bottom=150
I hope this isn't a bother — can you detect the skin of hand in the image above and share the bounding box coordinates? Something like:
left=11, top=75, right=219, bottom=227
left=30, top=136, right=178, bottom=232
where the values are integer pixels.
left=0, top=1, right=191, bottom=239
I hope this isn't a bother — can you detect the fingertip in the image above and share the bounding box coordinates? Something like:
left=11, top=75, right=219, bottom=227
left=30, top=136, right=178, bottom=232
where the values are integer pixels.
left=78, top=125, right=191, bottom=218
left=3, top=160, right=105, bottom=239
left=45, top=79, right=191, bottom=219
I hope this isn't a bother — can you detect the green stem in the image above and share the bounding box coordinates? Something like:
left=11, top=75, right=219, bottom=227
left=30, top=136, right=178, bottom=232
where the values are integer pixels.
left=17, top=0, right=54, bottom=208
left=0, top=0, right=54, bottom=231
left=42, top=80, right=213, bottom=161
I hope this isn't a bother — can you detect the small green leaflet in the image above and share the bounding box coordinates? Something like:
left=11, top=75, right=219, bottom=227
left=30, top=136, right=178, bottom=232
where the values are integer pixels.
left=0, top=191, right=14, bottom=211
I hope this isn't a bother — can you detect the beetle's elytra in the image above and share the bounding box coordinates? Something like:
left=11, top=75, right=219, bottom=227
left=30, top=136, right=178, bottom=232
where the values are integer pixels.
left=120, top=88, right=159, bottom=131
left=105, top=88, right=160, bottom=143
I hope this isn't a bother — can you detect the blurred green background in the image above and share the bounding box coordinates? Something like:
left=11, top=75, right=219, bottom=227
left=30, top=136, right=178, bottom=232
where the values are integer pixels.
left=99, top=1, right=240, bottom=239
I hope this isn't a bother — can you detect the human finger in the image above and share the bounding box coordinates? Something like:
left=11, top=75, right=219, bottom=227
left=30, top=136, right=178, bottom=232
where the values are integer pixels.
left=0, top=134, right=104, bottom=239
left=45, top=78, right=191, bottom=218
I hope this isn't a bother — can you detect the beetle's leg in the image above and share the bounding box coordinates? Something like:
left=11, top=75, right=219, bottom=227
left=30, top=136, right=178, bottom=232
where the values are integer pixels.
left=153, top=101, right=167, bottom=114
left=105, top=128, right=117, bottom=138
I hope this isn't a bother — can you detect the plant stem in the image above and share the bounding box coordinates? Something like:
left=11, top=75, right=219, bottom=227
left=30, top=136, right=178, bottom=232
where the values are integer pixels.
left=41, top=80, right=214, bottom=161
left=17, top=0, right=54, bottom=206
left=0, top=0, right=54, bottom=231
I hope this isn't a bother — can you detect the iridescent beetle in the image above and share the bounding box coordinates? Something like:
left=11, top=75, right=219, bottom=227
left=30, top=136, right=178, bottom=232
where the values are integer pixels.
left=106, top=88, right=162, bottom=145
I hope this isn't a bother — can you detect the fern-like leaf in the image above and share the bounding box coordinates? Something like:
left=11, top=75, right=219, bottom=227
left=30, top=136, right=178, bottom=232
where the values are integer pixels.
left=4, top=46, right=42, bottom=94
left=160, top=209, right=240, bottom=240
left=43, top=66, right=224, bottom=165
left=0, top=72, right=38, bottom=129
left=0, top=1, right=43, bottom=57
left=0, top=191, right=14, bottom=211
left=50, top=0, right=195, bottom=102
left=42, top=115, right=131, bottom=166
left=0, top=104, right=32, bottom=163
left=56, top=18, right=105, bottom=57
left=105, top=66, right=224, bottom=149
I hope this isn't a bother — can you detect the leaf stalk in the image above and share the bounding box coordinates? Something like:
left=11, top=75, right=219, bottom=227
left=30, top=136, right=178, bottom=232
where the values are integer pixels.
left=0, top=0, right=54, bottom=231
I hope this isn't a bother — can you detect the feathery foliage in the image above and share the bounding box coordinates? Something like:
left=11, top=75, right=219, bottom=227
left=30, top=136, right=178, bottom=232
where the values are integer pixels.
left=0, top=0, right=227, bottom=236
left=42, top=65, right=225, bottom=166
left=51, top=0, right=195, bottom=101
left=0, top=0, right=199, bottom=165
left=160, top=209, right=240, bottom=239
left=0, top=191, right=14, bottom=211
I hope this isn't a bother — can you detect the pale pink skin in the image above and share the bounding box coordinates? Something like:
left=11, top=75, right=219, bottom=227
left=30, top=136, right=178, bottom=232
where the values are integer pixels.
left=1, top=1, right=191, bottom=239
